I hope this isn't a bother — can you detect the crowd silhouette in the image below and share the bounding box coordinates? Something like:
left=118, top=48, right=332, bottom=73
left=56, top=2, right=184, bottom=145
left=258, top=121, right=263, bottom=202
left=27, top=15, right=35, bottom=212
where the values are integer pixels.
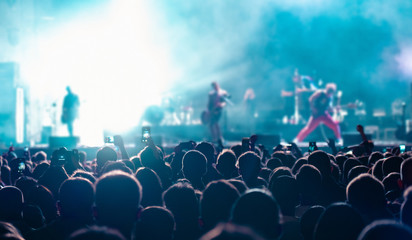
left=1, top=133, right=412, bottom=240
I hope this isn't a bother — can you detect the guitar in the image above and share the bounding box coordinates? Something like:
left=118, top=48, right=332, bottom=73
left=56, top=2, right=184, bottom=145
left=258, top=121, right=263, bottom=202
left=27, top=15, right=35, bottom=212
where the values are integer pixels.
left=201, top=94, right=233, bottom=125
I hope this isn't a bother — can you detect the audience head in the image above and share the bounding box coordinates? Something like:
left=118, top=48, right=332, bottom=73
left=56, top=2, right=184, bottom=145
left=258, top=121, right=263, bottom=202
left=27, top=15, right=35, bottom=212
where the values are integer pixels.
left=347, top=173, right=387, bottom=222
left=269, top=175, right=298, bottom=216
left=348, top=166, right=370, bottom=183
left=199, top=223, right=266, bottom=240
left=162, top=182, right=199, bottom=239
left=308, top=150, right=331, bottom=177
left=32, top=162, right=50, bottom=180
left=69, top=226, right=126, bottom=240
left=58, top=177, right=94, bottom=219
left=296, top=164, right=322, bottom=204
left=200, top=180, right=240, bottom=231
left=95, top=170, right=142, bottom=238
left=269, top=166, right=292, bottom=184
left=266, top=157, right=282, bottom=171
left=101, top=161, right=133, bottom=175
left=358, top=220, right=412, bottom=240
left=135, top=167, right=163, bottom=207
left=314, top=202, right=364, bottom=240
left=343, top=158, right=361, bottom=183
left=382, top=156, right=403, bottom=177
left=237, top=151, right=261, bottom=181
left=26, top=185, right=58, bottom=223
left=133, top=206, right=175, bottom=240
left=37, top=165, right=69, bottom=198
left=401, top=158, right=412, bottom=188
left=0, top=186, right=24, bottom=221
left=227, top=179, right=248, bottom=194
left=32, top=151, right=47, bottom=163
left=401, top=186, right=412, bottom=228
left=182, top=150, right=207, bottom=181
left=195, top=142, right=216, bottom=165
left=372, top=159, right=385, bottom=181
left=300, top=206, right=325, bottom=240
left=231, top=189, right=281, bottom=239
left=216, top=149, right=237, bottom=178
left=71, top=169, right=96, bottom=183
left=96, top=147, right=118, bottom=174
left=368, top=152, right=384, bottom=166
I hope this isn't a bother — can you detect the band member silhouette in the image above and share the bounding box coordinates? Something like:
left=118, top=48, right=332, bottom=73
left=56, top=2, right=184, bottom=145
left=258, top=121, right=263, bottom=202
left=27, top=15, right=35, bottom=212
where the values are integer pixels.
left=61, top=86, right=79, bottom=136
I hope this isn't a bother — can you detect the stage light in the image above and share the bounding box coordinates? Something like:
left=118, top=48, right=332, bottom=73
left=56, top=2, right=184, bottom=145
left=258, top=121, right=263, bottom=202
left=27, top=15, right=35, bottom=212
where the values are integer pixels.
left=22, top=0, right=179, bottom=145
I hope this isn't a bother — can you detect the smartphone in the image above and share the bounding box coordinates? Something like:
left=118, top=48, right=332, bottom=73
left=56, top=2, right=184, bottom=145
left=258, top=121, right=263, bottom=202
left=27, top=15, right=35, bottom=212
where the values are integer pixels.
left=241, top=137, right=250, bottom=153
left=400, top=144, right=406, bottom=154
left=16, top=158, right=25, bottom=173
left=308, top=142, right=316, bottom=153
left=141, top=126, right=151, bottom=143
left=105, top=136, right=114, bottom=143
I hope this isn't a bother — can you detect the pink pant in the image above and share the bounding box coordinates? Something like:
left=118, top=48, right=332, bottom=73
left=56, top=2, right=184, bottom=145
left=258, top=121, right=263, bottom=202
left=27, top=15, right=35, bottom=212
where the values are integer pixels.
left=296, top=112, right=341, bottom=141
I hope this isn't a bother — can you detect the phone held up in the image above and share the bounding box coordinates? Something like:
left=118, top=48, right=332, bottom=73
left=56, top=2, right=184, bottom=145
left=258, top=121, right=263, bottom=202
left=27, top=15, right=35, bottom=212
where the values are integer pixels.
left=142, top=126, right=151, bottom=143
left=400, top=144, right=406, bottom=154
left=308, top=142, right=317, bottom=153
left=104, top=136, right=115, bottom=143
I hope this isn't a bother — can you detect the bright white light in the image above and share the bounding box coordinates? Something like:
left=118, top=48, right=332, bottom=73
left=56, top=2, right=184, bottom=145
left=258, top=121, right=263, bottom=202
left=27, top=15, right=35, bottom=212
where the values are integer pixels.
left=396, top=45, right=412, bottom=77
left=22, top=0, right=180, bottom=145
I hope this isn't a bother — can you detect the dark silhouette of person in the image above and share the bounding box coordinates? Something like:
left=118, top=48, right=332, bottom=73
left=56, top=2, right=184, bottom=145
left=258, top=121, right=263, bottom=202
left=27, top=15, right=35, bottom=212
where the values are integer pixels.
left=163, top=182, right=200, bottom=240
left=133, top=206, right=175, bottom=240
left=358, top=220, right=412, bottom=240
left=95, top=147, right=118, bottom=176
left=29, top=177, right=94, bottom=240
left=26, top=185, right=58, bottom=224
left=199, top=222, right=266, bottom=240
left=69, top=225, right=126, bottom=240
left=231, top=189, right=281, bottom=239
left=62, top=86, right=80, bottom=137
left=215, top=149, right=238, bottom=179
left=401, top=186, right=412, bottom=228
left=236, top=151, right=267, bottom=189
left=182, top=150, right=207, bottom=191
left=307, top=150, right=345, bottom=206
left=313, top=203, right=365, bottom=240
left=135, top=167, right=163, bottom=207
left=295, top=164, right=322, bottom=217
left=200, top=180, right=240, bottom=232
left=195, top=142, right=222, bottom=185
left=300, top=206, right=325, bottom=240
left=139, top=145, right=172, bottom=189
left=401, top=158, right=412, bottom=190
left=269, top=176, right=301, bottom=240
left=0, top=186, right=31, bottom=238
left=347, top=173, right=393, bottom=224
left=95, top=170, right=142, bottom=239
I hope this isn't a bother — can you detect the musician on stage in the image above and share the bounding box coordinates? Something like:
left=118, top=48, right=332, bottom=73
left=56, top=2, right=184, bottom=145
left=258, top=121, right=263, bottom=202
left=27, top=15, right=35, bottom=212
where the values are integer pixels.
left=294, top=83, right=342, bottom=143
left=207, top=82, right=229, bottom=143
left=61, top=86, right=79, bottom=136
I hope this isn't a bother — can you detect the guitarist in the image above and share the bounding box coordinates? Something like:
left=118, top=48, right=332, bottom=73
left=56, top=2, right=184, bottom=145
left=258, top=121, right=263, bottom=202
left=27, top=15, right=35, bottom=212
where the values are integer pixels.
left=295, top=83, right=342, bottom=144
left=206, top=82, right=229, bottom=143
left=61, top=86, right=80, bottom=136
